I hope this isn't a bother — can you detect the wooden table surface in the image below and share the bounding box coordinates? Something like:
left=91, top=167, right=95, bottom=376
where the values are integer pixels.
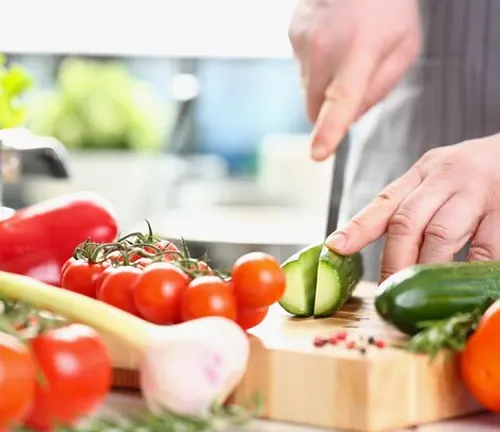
left=101, top=392, right=500, bottom=431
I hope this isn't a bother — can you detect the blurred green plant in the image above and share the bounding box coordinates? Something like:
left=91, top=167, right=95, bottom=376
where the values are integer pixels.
left=0, top=54, right=33, bottom=129
left=29, top=57, right=170, bottom=152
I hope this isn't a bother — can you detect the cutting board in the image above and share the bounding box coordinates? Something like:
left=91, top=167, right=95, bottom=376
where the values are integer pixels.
left=102, top=281, right=482, bottom=432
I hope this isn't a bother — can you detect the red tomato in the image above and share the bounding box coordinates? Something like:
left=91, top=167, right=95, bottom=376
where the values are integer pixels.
left=23, top=324, right=111, bottom=430
left=60, top=259, right=109, bottom=298
left=231, top=252, right=286, bottom=308
left=181, top=276, right=237, bottom=322
left=236, top=306, right=269, bottom=330
left=97, top=266, right=143, bottom=316
left=107, top=251, right=124, bottom=265
left=184, top=258, right=213, bottom=276
left=460, top=300, right=500, bottom=411
left=94, top=265, right=115, bottom=299
left=60, top=257, right=76, bottom=278
left=155, top=240, right=181, bottom=261
left=134, top=257, right=153, bottom=268
left=133, top=262, right=190, bottom=324
left=0, top=333, right=36, bottom=428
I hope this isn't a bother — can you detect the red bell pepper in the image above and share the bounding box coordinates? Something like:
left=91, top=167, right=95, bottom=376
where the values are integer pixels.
left=0, top=191, right=118, bottom=286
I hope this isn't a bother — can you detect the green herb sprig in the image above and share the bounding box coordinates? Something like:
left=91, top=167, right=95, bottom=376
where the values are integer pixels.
left=13, top=393, right=263, bottom=432
left=403, top=300, right=494, bottom=359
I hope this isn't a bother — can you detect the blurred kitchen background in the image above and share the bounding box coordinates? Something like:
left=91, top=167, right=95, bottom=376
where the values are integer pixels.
left=0, top=0, right=335, bottom=269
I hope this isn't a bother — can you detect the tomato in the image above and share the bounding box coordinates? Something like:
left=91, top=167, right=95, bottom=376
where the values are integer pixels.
left=155, top=240, right=181, bottom=262
left=134, top=257, right=153, bottom=268
left=231, top=252, right=286, bottom=308
left=236, top=306, right=269, bottom=330
left=94, top=265, right=115, bottom=299
left=60, top=257, right=76, bottom=278
left=460, top=300, right=500, bottom=411
left=184, top=258, right=213, bottom=275
left=23, top=324, right=111, bottom=430
left=97, top=266, right=143, bottom=316
left=133, top=262, right=190, bottom=324
left=0, top=333, right=36, bottom=428
left=181, top=276, right=237, bottom=322
left=60, top=259, right=109, bottom=298
left=107, top=251, right=124, bottom=265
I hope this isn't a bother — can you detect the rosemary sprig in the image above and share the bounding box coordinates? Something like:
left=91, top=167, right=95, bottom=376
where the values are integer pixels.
left=13, top=393, right=263, bottom=432
left=403, top=301, right=494, bottom=359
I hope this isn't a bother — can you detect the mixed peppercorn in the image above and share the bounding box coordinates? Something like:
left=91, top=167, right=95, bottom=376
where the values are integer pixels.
left=313, top=330, right=386, bottom=355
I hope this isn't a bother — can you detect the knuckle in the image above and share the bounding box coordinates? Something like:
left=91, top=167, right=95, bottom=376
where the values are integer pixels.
left=468, top=245, right=495, bottom=261
left=424, top=222, right=455, bottom=244
left=325, top=81, right=353, bottom=104
left=388, top=209, right=419, bottom=236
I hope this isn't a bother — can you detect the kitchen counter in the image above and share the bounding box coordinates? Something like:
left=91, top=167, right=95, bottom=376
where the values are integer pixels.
left=101, top=392, right=500, bottom=431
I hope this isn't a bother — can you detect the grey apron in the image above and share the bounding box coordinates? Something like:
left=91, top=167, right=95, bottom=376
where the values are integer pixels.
left=332, top=0, right=500, bottom=282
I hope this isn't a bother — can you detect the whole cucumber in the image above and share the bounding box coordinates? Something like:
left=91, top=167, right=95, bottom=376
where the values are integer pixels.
left=375, top=261, right=500, bottom=335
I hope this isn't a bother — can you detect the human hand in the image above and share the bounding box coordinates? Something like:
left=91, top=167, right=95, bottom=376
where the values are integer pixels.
left=288, top=0, right=422, bottom=161
left=326, top=135, right=500, bottom=282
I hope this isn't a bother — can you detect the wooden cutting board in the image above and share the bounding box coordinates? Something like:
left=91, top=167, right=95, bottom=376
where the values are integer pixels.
left=102, top=281, right=483, bottom=432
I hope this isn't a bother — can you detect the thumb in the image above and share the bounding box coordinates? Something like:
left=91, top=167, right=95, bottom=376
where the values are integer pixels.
left=310, top=48, right=377, bottom=161
left=468, top=211, right=500, bottom=261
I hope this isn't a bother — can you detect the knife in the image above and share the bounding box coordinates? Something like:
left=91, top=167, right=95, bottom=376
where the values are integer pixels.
left=325, top=134, right=351, bottom=237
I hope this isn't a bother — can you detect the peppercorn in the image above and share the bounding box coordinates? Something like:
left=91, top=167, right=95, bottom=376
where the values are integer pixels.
left=367, top=336, right=376, bottom=345
left=313, top=337, right=327, bottom=348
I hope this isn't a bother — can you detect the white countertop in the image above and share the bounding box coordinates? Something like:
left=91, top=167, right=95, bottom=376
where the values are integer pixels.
left=101, top=392, right=500, bottom=431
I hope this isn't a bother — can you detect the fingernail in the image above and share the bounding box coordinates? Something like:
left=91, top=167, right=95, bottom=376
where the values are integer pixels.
left=311, top=143, right=328, bottom=161
left=326, top=232, right=347, bottom=251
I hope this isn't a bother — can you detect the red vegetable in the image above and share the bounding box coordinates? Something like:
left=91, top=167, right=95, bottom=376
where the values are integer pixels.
left=231, top=252, right=286, bottom=308
left=98, top=266, right=143, bottom=316
left=0, top=333, right=36, bottom=429
left=23, top=324, right=111, bottom=431
left=236, top=306, right=268, bottom=330
left=60, top=259, right=109, bottom=298
left=181, top=276, right=237, bottom=322
left=0, top=192, right=118, bottom=287
left=133, top=262, right=190, bottom=324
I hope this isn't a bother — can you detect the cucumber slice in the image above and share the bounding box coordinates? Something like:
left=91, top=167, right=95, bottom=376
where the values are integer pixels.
left=279, top=242, right=323, bottom=317
left=313, top=247, right=364, bottom=318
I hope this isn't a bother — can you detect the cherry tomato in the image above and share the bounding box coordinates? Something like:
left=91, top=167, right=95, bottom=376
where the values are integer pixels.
left=133, top=262, right=190, bottom=324
left=460, top=300, right=500, bottom=411
left=134, top=257, right=153, bottom=268
left=0, top=333, right=36, bottom=428
left=94, top=265, right=115, bottom=299
left=181, top=276, right=237, bottom=322
left=185, top=258, right=213, bottom=276
left=98, top=266, right=143, bottom=316
left=107, top=251, right=124, bottom=265
left=231, top=252, right=286, bottom=308
left=23, top=324, right=111, bottom=430
left=236, top=306, right=269, bottom=330
left=60, top=259, right=109, bottom=298
left=156, top=240, right=181, bottom=262
left=60, top=257, right=76, bottom=278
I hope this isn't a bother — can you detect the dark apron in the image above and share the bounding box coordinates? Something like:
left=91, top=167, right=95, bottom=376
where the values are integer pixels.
left=328, top=0, right=500, bottom=281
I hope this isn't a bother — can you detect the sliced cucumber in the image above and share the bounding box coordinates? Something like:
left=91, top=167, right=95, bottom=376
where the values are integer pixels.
left=313, top=247, right=363, bottom=318
left=279, top=242, right=323, bottom=317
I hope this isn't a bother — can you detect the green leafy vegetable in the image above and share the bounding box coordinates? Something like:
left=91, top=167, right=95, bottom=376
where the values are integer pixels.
left=28, top=57, right=171, bottom=152
left=0, top=54, right=33, bottom=129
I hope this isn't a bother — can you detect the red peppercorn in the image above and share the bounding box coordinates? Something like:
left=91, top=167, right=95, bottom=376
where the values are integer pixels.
left=327, top=336, right=338, bottom=345
left=336, top=330, right=347, bottom=341
left=346, top=341, right=356, bottom=350
left=375, top=339, right=385, bottom=349
left=313, top=337, right=327, bottom=348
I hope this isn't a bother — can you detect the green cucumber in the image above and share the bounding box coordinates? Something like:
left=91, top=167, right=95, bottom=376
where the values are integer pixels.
left=375, top=261, right=500, bottom=336
left=280, top=242, right=323, bottom=317
left=280, top=243, right=364, bottom=318
left=313, top=247, right=364, bottom=318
